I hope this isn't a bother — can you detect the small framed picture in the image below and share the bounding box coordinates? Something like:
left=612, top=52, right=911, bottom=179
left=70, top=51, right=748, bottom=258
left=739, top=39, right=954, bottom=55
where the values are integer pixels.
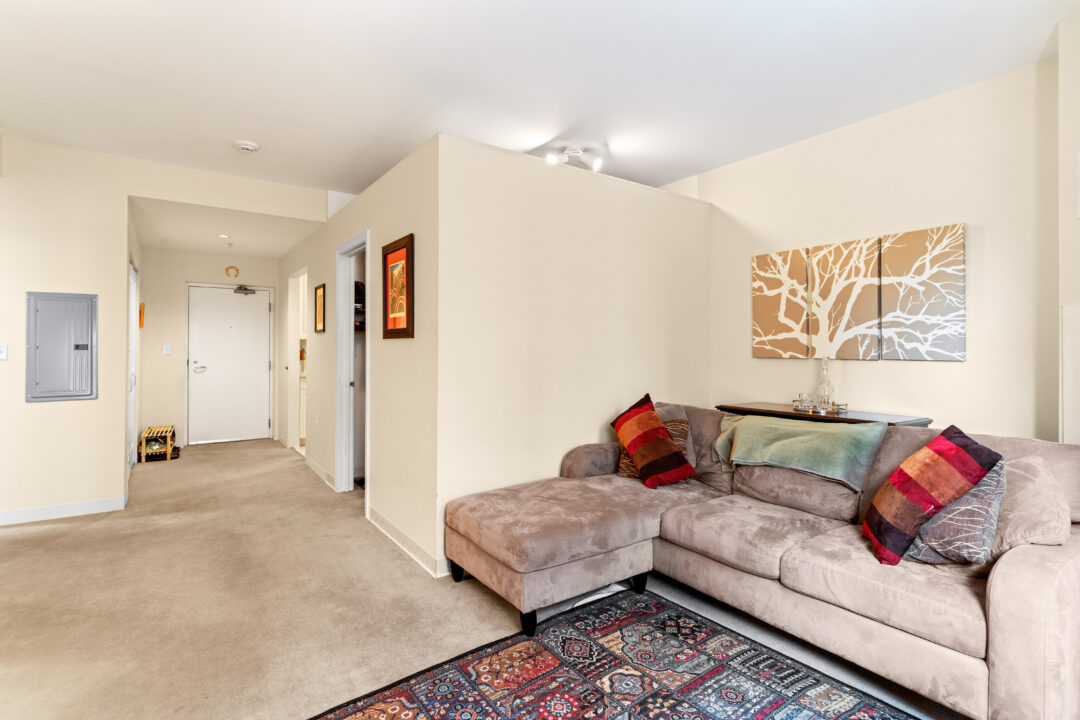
left=382, top=234, right=414, bottom=339
left=314, top=283, right=326, bottom=333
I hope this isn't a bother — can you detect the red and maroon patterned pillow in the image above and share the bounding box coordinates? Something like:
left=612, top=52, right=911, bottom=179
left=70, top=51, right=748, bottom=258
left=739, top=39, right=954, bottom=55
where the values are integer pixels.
left=862, top=425, right=1002, bottom=565
left=611, top=394, right=695, bottom=489
left=617, top=419, right=691, bottom=479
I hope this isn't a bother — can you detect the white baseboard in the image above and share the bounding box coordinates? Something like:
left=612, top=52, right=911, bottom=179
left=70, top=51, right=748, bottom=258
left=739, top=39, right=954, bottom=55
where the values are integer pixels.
left=369, top=507, right=440, bottom=578
left=0, top=494, right=127, bottom=527
left=305, top=455, right=335, bottom=490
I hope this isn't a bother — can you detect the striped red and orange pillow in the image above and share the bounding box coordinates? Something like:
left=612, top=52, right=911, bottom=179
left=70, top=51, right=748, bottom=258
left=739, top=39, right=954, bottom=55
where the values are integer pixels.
left=611, top=394, right=695, bottom=489
left=863, top=425, right=1002, bottom=565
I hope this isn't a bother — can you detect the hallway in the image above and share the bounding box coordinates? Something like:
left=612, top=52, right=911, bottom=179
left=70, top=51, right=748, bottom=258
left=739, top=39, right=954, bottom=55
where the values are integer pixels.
left=0, top=441, right=515, bottom=719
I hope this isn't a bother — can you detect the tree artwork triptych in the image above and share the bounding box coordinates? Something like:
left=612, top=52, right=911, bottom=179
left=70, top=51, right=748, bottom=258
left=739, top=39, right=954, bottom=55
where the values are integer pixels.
left=751, top=223, right=966, bottom=361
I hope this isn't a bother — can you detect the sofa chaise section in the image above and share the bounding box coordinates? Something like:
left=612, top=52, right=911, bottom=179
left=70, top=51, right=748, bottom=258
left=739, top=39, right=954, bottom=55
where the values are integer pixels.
left=444, top=472, right=721, bottom=633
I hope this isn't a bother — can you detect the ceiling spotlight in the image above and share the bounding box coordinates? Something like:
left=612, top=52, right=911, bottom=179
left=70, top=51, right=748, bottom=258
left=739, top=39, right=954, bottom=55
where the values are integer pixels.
left=218, top=234, right=230, bottom=239
left=545, top=153, right=559, bottom=165
left=233, top=140, right=261, bottom=153
left=591, top=157, right=603, bottom=172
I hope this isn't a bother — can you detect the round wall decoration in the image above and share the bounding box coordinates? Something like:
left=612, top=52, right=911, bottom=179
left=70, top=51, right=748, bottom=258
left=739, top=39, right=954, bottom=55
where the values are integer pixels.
left=225, top=265, right=239, bottom=278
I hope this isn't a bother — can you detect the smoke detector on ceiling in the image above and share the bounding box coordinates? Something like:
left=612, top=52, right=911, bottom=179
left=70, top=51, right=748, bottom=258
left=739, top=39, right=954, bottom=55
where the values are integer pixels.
left=233, top=140, right=261, bottom=153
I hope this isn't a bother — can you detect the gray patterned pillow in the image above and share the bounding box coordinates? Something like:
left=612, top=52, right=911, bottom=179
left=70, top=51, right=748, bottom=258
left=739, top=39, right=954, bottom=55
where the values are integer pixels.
left=905, top=460, right=1006, bottom=564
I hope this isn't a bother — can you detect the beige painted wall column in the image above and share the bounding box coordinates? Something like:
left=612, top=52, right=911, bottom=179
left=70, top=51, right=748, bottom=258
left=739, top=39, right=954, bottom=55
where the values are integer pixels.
left=277, top=134, right=715, bottom=575
left=276, top=136, right=440, bottom=570
left=434, top=135, right=714, bottom=573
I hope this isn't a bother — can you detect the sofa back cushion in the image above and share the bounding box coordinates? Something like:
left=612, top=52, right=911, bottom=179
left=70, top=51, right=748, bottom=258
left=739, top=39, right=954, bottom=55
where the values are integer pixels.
left=990, top=455, right=1071, bottom=560
left=969, top=432, right=1080, bottom=523
left=733, top=465, right=859, bottom=521
left=681, top=403, right=736, bottom=494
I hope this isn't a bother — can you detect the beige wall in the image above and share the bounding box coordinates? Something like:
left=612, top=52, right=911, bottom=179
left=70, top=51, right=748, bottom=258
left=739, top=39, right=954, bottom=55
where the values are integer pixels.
left=1058, top=16, right=1080, bottom=442
left=668, top=62, right=1059, bottom=440
left=1061, top=17, right=1080, bottom=311
left=276, top=136, right=440, bottom=568
left=140, top=247, right=280, bottom=446
left=433, top=135, right=714, bottom=570
left=0, top=135, right=325, bottom=521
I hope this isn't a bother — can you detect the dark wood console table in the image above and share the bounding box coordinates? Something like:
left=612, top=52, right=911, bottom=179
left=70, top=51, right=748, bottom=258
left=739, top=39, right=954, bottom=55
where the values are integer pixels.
left=715, top=401, right=932, bottom=428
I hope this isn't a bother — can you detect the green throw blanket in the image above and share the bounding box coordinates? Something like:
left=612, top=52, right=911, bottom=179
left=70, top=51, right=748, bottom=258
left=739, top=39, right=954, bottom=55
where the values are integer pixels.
left=714, top=415, right=887, bottom=491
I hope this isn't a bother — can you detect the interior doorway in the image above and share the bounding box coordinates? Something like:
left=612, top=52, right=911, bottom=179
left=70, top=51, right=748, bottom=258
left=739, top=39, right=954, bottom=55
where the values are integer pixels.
left=335, top=231, right=369, bottom=495
left=286, top=270, right=309, bottom=455
left=187, top=284, right=273, bottom=444
left=353, top=251, right=366, bottom=485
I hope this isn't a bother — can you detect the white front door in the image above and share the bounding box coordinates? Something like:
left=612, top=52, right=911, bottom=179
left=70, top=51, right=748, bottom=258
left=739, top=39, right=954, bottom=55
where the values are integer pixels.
left=188, top=285, right=272, bottom=444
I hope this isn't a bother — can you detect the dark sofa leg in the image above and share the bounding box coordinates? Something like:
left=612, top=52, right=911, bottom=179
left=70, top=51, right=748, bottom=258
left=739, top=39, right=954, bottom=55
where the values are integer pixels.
left=630, top=572, right=648, bottom=594
left=520, top=610, right=537, bottom=637
left=449, top=560, right=465, bottom=582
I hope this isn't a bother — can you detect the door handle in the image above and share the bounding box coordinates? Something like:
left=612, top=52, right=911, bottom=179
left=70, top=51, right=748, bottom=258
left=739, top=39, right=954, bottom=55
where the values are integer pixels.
left=193, top=362, right=207, bottom=373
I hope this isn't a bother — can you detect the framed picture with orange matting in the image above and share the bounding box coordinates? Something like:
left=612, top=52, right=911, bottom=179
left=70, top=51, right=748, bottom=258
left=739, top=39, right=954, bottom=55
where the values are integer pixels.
left=382, top=234, right=414, bottom=339
left=314, top=283, right=326, bottom=333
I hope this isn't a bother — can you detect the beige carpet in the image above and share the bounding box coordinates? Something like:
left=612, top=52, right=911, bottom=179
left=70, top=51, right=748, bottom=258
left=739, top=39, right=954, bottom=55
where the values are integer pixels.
left=0, top=440, right=518, bottom=719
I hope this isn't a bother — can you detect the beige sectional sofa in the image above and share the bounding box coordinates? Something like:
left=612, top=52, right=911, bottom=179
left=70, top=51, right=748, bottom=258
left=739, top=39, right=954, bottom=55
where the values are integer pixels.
left=444, top=403, right=1080, bottom=720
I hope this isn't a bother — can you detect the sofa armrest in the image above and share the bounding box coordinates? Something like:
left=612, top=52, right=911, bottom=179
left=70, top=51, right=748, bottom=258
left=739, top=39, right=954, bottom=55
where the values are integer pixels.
left=560, top=442, right=621, bottom=478
left=987, top=528, right=1080, bottom=720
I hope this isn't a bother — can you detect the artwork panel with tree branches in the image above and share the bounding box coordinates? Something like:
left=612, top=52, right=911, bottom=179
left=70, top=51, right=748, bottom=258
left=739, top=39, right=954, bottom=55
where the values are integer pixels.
left=809, top=236, right=881, bottom=360
left=751, top=248, right=810, bottom=358
left=880, top=224, right=966, bottom=361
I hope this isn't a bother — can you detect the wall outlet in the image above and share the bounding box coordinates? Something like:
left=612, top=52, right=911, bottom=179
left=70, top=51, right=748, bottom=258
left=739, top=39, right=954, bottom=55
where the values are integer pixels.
left=162, top=344, right=171, bottom=355
left=0, top=343, right=7, bottom=361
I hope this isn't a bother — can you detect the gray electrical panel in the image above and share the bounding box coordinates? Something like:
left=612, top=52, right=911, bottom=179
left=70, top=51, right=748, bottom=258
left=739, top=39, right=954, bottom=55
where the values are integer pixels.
left=26, top=292, right=98, bottom=402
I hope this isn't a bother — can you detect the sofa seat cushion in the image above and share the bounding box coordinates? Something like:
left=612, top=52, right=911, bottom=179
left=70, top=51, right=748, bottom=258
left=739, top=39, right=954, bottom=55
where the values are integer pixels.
left=659, top=494, right=847, bottom=580
left=445, top=476, right=721, bottom=573
left=781, top=525, right=988, bottom=659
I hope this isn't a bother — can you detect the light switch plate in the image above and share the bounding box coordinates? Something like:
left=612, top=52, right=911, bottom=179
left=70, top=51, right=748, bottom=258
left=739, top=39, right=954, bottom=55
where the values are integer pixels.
left=0, top=343, right=7, bottom=361
left=162, top=344, right=171, bottom=355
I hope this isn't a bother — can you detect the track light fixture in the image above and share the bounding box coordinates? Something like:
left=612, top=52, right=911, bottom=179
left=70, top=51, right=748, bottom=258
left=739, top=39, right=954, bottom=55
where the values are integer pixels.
left=544, top=145, right=604, bottom=173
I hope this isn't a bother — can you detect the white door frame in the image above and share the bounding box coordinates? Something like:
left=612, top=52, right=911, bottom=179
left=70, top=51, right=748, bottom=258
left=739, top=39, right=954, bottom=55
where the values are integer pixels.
left=335, top=231, right=369, bottom=495
left=127, top=261, right=139, bottom=468
left=185, top=282, right=275, bottom=446
left=285, top=268, right=308, bottom=449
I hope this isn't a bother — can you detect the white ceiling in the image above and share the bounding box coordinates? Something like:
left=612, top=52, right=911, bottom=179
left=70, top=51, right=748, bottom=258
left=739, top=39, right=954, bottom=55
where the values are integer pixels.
left=129, top=197, right=323, bottom=258
left=2, top=1, right=1077, bottom=193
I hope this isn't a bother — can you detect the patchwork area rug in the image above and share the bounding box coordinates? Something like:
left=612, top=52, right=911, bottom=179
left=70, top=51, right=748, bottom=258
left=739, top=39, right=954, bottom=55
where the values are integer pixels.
left=312, top=591, right=915, bottom=720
